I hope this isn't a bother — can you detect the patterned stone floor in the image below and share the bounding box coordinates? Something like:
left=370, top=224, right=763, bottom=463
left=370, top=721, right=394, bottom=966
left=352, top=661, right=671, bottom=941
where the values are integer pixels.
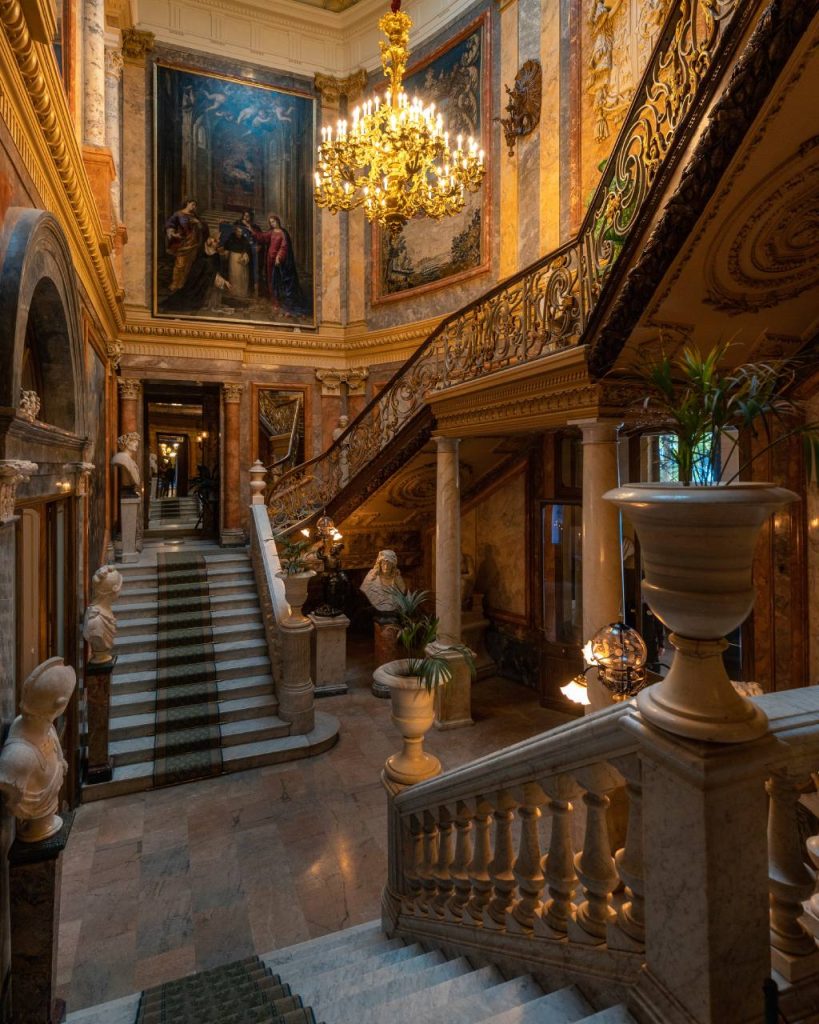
left=57, top=668, right=573, bottom=1014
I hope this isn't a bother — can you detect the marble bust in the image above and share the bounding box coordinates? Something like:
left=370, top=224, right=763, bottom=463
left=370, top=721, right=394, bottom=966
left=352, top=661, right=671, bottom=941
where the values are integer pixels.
left=361, top=549, right=406, bottom=612
left=82, top=565, right=123, bottom=663
left=111, top=431, right=141, bottom=492
left=0, top=658, right=75, bottom=842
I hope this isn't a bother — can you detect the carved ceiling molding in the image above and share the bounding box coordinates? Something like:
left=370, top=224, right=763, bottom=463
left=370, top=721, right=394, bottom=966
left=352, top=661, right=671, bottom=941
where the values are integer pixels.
left=644, top=33, right=818, bottom=324
left=121, top=28, right=155, bottom=63
left=314, top=69, right=368, bottom=105
left=0, top=0, right=123, bottom=332
left=703, top=137, right=819, bottom=315
left=588, top=0, right=816, bottom=378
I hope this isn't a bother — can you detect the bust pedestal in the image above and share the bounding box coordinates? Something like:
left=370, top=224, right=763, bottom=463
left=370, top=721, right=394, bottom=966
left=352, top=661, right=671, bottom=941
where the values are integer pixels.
left=429, top=644, right=474, bottom=730
left=9, top=812, right=74, bottom=1024
left=372, top=613, right=402, bottom=698
left=309, top=613, right=350, bottom=697
left=85, top=656, right=116, bottom=783
left=118, top=494, right=141, bottom=563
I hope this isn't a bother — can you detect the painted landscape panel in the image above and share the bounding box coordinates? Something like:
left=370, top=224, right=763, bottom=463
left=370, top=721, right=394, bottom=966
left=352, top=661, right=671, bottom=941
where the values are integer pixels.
left=374, top=15, right=489, bottom=303
left=154, top=63, right=315, bottom=326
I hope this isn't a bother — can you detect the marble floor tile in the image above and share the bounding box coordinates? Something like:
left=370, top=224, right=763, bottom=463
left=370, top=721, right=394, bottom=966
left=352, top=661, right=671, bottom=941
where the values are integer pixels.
left=57, top=674, right=572, bottom=1012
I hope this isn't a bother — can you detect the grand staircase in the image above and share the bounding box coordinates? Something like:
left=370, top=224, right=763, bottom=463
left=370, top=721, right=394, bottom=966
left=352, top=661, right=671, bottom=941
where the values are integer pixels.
left=67, top=922, right=637, bottom=1024
left=83, top=538, right=337, bottom=799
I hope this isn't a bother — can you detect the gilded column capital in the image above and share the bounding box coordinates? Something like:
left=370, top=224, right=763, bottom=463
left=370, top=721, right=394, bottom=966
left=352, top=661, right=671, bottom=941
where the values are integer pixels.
left=314, top=69, right=368, bottom=105
left=106, top=340, right=123, bottom=368
left=118, top=377, right=142, bottom=400
left=223, top=383, right=244, bottom=404
left=68, top=462, right=95, bottom=496
left=0, top=460, right=37, bottom=523
left=121, top=28, right=154, bottom=64
left=315, top=367, right=369, bottom=396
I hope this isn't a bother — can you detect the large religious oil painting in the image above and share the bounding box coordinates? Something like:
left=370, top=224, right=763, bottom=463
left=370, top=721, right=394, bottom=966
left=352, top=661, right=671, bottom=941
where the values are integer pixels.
left=373, top=14, right=490, bottom=305
left=154, top=63, right=316, bottom=327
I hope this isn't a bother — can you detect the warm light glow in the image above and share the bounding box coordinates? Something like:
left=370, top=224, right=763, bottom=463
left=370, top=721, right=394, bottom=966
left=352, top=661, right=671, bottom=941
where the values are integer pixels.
left=560, top=676, right=591, bottom=706
left=313, top=2, right=485, bottom=237
left=582, top=640, right=594, bottom=666
left=300, top=528, right=311, bottom=538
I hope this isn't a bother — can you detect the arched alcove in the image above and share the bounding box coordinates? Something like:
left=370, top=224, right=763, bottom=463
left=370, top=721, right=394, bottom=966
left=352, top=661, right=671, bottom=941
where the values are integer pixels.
left=0, top=208, right=85, bottom=439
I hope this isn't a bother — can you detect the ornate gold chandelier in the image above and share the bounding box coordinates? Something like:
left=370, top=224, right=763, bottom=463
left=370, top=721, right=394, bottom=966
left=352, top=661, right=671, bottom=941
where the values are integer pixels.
left=313, top=0, right=485, bottom=238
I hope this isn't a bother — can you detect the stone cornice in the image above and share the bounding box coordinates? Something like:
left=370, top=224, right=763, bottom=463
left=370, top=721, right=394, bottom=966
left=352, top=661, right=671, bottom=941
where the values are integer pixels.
left=0, top=0, right=123, bottom=335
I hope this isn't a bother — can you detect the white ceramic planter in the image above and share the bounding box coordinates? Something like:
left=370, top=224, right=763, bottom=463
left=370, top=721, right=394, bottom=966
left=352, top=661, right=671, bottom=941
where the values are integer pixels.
left=374, top=659, right=442, bottom=785
left=605, top=482, right=798, bottom=743
left=277, top=570, right=315, bottom=627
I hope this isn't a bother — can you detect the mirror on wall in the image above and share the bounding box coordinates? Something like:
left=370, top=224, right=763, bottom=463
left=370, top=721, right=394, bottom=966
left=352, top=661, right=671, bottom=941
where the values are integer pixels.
left=258, top=389, right=305, bottom=472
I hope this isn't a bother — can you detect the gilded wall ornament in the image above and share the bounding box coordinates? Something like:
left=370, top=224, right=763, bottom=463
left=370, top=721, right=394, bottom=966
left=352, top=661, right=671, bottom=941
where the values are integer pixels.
left=17, top=389, right=40, bottom=423
left=0, top=460, right=37, bottom=523
left=117, top=377, right=141, bottom=400
left=497, top=60, right=542, bottom=157
left=223, top=383, right=244, bottom=404
left=313, top=70, right=368, bottom=105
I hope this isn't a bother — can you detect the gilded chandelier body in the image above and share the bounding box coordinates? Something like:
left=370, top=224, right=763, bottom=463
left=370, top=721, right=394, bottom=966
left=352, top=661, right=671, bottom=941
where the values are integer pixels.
left=313, top=0, right=485, bottom=237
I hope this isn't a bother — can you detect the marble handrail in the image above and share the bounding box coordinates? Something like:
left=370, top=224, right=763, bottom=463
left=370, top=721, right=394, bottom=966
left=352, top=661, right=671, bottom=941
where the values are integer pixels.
left=384, top=689, right=819, bottom=1022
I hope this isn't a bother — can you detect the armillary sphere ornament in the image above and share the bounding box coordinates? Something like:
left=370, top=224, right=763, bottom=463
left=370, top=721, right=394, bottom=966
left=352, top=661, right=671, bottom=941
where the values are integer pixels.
left=313, top=0, right=486, bottom=238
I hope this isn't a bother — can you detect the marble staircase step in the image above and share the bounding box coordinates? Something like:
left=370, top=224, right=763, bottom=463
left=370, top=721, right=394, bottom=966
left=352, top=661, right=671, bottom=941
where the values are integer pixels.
left=261, top=923, right=386, bottom=970
left=117, top=591, right=262, bottom=619
left=115, top=637, right=269, bottom=670
left=111, top=671, right=276, bottom=717
left=285, top=943, right=432, bottom=997
left=117, top=559, right=251, bottom=587
left=117, top=573, right=256, bottom=605
left=264, top=937, right=405, bottom=980
left=110, top=715, right=291, bottom=764
left=117, top=604, right=262, bottom=636
left=112, top=660, right=274, bottom=700
left=427, top=976, right=555, bottom=1024
left=469, top=988, right=596, bottom=1024
left=83, top=712, right=339, bottom=801
left=110, top=694, right=280, bottom=739
left=115, top=618, right=265, bottom=654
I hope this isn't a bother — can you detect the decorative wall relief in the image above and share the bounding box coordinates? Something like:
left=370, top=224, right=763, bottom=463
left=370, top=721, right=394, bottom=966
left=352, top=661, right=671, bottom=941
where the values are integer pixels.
left=373, top=14, right=489, bottom=304
left=154, top=62, right=315, bottom=326
left=498, top=60, right=542, bottom=157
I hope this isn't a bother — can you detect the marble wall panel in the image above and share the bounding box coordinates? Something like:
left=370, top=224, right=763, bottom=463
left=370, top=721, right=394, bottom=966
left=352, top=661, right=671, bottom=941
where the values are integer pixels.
left=464, top=467, right=527, bottom=619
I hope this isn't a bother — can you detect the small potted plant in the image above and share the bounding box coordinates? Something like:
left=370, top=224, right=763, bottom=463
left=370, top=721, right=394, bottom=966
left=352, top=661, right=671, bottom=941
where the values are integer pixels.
left=604, top=342, right=817, bottom=743
left=374, top=589, right=475, bottom=785
left=276, top=533, right=316, bottom=625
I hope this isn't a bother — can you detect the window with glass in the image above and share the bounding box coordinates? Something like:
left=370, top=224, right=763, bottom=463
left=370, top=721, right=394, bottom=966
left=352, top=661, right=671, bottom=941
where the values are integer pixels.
left=542, top=503, right=582, bottom=645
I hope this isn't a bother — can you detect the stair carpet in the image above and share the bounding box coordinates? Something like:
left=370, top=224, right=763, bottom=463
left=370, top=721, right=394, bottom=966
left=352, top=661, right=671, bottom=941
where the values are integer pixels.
left=147, top=496, right=200, bottom=534
left=84, top=539, right=337, bottom=800
left=66, top=922, right=638, bottom=1024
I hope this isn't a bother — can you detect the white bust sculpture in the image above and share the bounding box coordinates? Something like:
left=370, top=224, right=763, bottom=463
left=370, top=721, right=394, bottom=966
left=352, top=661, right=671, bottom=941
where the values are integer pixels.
left=82, top=565, right=123, bottom=663
left=332, top=415, right=349, bottom=442
left=361, top=549, right=407, bottom=613
left=111, top=431, right=141, bottom=490
left=149, top=452, right=158, bottom=477
left=0, top=658, right=75, bottom=842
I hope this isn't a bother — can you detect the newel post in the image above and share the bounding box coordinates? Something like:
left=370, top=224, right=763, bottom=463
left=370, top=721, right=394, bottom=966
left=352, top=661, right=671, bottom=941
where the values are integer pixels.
left=627, top=717, right=774, bottom=1024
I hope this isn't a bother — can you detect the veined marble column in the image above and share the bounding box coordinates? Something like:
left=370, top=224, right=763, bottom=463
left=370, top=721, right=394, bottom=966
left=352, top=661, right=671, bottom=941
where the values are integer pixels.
left=83, top=0, right=107, bottom=147
left=221, top=383, right=244, bottom=546
left=570, top=418, right=623, bottom=711
left=434, top=436, right=473, bottom=729
left=435, top=436, right=462, bottom=642
left=104, top=37, right=124, bottom=221
left=121, top=29, right=154, bottom=307
left=118, top=378, right=141, bottom=436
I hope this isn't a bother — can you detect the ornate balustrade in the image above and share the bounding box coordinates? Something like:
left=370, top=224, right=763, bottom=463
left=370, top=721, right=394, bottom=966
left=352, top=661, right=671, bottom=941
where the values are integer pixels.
left=269, top=0, right=750, bottom=535
left=382, top=690, right=819, bottom=1024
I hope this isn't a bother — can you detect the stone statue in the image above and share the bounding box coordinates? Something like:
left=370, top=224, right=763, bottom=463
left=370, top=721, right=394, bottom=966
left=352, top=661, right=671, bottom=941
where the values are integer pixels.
left=82, top=565, right=123, bottom=663
left=0, top=658, right=75, bottom=842
left=332, top=415, right=349, bottom=442
left=360, top=549, right=406, bottom=612
left=149, top=452, right=158, bottom=476
left=111, top=431, right=141, bottom=492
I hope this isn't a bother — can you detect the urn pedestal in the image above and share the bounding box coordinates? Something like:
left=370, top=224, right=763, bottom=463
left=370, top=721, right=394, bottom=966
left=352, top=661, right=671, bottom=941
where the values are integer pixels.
left=374, top=660, right=442, bottom=785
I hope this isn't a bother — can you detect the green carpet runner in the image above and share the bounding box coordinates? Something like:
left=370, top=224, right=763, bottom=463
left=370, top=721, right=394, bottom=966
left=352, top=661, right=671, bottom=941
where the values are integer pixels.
left=154, top=552, right=223, bottom=786
left=135, top=955, right=317, bottom=1024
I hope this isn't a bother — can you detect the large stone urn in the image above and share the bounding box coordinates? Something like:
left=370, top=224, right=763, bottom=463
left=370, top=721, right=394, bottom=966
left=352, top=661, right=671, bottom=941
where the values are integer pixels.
left=605, top=482, right=798, bottom=743
left=374, top=659, right=441, bottom=785
left=277, top=570, right=315, bottom=626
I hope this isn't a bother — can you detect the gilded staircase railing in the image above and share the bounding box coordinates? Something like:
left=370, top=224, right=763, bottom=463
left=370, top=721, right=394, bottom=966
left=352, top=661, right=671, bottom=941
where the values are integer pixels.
left=268, top=0, right=747, bottom=535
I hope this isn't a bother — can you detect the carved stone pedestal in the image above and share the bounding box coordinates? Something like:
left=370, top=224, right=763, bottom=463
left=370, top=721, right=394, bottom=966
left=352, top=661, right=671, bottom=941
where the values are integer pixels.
left=430, top=645, right=474, bottom=730
left=118, top=495, right=141, bottom=563
left=309, top=613, right=350, bottom=697
left=9, top=812, right=74, bottom=1024
left=372, top=613, right=402, bottom=698
left=85, top=657, right=116, bottom=783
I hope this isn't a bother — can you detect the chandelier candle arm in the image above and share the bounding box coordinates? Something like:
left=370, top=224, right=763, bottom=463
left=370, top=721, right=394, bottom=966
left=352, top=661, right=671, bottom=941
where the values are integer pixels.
left=314, top=0, right=485, bottom=237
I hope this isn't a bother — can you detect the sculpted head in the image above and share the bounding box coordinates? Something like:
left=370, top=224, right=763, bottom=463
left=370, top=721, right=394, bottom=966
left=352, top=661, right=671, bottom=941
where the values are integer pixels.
left=117, top=431, right=140, bottom=454
left=91, top=565, right=122, bottom=602
left=376, top=550, right=398, bottom=578
left=20, top=657, right=76, bottom=721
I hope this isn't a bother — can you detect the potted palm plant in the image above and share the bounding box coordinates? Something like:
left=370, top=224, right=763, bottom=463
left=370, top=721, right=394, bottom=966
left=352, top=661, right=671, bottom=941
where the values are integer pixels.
left=276, top=534, right=316, bottom=626
left=374, top=589, right=475, bottom=785
left=604, top=342, right=817, bottom=743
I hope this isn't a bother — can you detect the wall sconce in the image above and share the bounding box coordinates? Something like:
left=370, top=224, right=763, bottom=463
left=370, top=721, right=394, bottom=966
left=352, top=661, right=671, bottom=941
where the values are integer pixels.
left=560, top=622, right=649, bottom=706
left=56, top=480, right=72, bottom=494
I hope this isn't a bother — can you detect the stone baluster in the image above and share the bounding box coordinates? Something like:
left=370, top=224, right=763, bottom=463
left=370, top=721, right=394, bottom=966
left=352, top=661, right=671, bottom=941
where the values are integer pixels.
left=607, top=754, right=645, bottom=951
left=767, top=772, right=819, bottom=982
left=568, top=764, right=620, bottom=944
left=534, top=773, right=580, bottom=937
left=402, top=813, right=424, bottom=913
left=804, top=831, right=819, bottom=941
left=508, top=782, right=547, bottom=933
left=444, top=800, right=474, bottom=922
left=222, top=383, right=244, bottom=545
left=483, top=791, right=518, bottom=930
left=466, top=796, right=494, bottom=924
left=431, top=806, right=454, bottom=917
left=417, top=810, right=440, bottom=915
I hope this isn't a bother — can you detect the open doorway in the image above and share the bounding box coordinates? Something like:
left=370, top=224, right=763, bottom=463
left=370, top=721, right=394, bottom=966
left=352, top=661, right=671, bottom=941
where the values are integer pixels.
left=143, top=382, right=220, bottom=537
